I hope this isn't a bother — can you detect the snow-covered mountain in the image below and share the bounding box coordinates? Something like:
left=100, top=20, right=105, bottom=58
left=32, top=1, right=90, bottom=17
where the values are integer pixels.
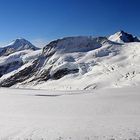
left=108, top=30, right=140, bottom=43
left=0, top=38, right=41, bottom=78
left=0, top=31, right=140, bottom=90
left=0, top=38, right=39, bottom=57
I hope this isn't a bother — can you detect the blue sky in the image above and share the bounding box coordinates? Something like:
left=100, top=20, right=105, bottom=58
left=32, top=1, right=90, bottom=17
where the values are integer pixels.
left=0, top=0, right=139, bottom=47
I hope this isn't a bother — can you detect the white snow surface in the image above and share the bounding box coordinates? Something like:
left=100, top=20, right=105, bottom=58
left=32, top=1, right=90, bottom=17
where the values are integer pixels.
left=0, top=87, right=140, bottom=139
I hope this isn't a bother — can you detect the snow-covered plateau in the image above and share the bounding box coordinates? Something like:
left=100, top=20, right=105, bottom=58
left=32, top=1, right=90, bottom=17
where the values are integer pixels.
left=0, top=30, right=140, bottom=139
left=0, top=87, right=140, bottom=140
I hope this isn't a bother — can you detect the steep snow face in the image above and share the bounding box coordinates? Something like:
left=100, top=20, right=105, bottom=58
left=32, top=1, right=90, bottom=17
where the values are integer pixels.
left=0, top=38, right=39, bottom=56
left=108, top=30, right=140, bottom=43
left=43, top=36, right=110, bottom=55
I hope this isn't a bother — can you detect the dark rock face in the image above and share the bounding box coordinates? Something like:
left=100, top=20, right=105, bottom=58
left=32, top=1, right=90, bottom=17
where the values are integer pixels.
left=52, top=68, right=79, bottom=80
left=31, top=68, right=79, bottom=83
left=29, top=66, right=52, bottom=83
left=0, top=59, right=40, bottom=87
left=0, top=48, right=12, bottom=57
left=120, top=31, right=140, bottom=43
left=43, top=39, right=59, bottom=57
left=0, top=61, right=23, bottom=78
left=0, top=55, right=79, bottom=87
left=0, top=64, right=79, bottom=87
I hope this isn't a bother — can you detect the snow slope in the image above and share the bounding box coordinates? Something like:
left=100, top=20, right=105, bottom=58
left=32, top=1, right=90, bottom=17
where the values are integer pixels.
left=0, top=87, right=140, bottom=139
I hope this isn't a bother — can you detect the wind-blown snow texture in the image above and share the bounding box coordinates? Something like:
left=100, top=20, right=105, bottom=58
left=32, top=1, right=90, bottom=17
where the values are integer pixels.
left=0, top=31, right=140, bottom=90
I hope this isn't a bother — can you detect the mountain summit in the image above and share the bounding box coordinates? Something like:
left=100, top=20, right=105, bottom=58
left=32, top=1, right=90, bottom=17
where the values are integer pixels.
left=0, top=38, right=39, bottom=56
left=108, top=30, right=140, bottom=43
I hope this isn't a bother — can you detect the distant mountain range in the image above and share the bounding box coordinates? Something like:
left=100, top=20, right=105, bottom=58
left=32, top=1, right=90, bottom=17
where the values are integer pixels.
left=0, top=31, right=140, bottom=90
